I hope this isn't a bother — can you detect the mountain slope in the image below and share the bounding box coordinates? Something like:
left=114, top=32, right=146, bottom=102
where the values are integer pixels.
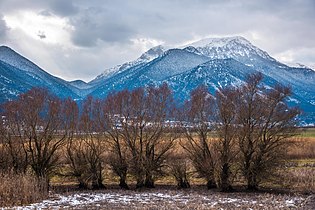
left=90, top=36, right=315, bottom=124
left=166, top=58, right=259, bottom=99
left=89, top=45, right=165, bottom=85
left=0, top=60, right=38, bottom=101
left=89, top=48, right=211, bottom=97
left=182, top=37, right=315, bottom=91
left=0, top=46, right=79, bottom=100
left=1, top=36, right=315, bottom=124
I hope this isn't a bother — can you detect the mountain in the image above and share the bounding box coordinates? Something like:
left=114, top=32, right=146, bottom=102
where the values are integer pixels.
left=182, top=36, right=275, bottom=62
left=284, top=62, right=315, bottom=70
left=0, top=46, right=79, bottom=101
left=89, top=36, right=315, bottom=124
left=0, top=36, right=315, bottom=124
left=89, top=45, right=165, bottom=85
left=89, top=48, right=212, bottom=97
left=166, top=58, right=261, bottom=100
left=69, top=80, right=93, bottom=89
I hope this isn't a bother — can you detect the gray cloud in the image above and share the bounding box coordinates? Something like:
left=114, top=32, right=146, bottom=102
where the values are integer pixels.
left=49, top=0, right=78, bottom=17
left=0, top=0, right=78, bottom=17
left=0, top=14, right=9, bottom=40
left=38, top=10, right=53, bottom=17
left=70, top=7, right=135, bottom=47
left=0, top=0, right=314, bottom=81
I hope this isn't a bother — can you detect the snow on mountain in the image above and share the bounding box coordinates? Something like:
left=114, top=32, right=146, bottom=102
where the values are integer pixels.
left=90, top=45, right=165, bottom=84
left=0, top=60, right=33, bottom=101
left=142, top=49, right=211, bottom=81
left=165, top=58, right=281, bottom=100
left=284, top=62, right=315, bottom=71
left=89, top=48, right=212, bottom=98
left=88, top=36, right=315, bottom=124
left=183, top=36, right=275, bottom=63
left=0, top=46, right=79, bottom=100
left=1, top=37, right=315, bottom=124
left=0, top=46, right=47, bottom=74
left=181, top=37, right=315, bottom=95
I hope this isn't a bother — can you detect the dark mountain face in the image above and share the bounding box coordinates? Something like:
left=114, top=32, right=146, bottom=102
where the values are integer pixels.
left=0, top=36, right=314, bottom=124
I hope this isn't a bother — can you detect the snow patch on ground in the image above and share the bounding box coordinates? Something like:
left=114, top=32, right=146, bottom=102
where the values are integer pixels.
left=10, top=190, right=307, bottom=209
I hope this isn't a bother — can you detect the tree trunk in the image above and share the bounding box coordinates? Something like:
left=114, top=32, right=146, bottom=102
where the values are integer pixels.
left=247, top=172, right=258, bottom=191
left=207, top=179, right=217, bottom=189
left=78, top=181, right=88, bottom=189
left=144, top=173, right=155, bottom=188
left=91, top=169, right=106, bottom=190
left=177, top=178, right=190, bottom=189
left=136, top=177, right=144, bottom=189
left=119, top=176, right=129, bottom=189
left=219, top=163, right=233, bottom=192
left=91, top=179, right=106, bottom=190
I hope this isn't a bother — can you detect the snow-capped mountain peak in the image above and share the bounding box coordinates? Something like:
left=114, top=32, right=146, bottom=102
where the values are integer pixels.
left=184, top=36, right=249, bottom=48
left=139, top=45, right=165, bottom=61
left=90, top=36, right=276, bottom=85
left=183, top=36, right=275, bottom=62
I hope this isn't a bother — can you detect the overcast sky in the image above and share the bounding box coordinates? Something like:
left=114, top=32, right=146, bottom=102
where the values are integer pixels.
left=0, top=0, right=314, bottom=82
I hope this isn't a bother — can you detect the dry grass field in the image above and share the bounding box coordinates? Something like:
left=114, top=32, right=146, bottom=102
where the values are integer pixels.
left=283, top=129, right=315, bottom=195
left=0, top=172, right=48, bottom=208
left=2, top=128, right=315, bottom=209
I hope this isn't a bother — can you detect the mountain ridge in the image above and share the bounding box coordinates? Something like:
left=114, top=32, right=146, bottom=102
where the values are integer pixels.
left=89, top=45, right=166, bottom=85
left=0, top=45, right=80, bottom=99
left=0, top=36, right=314, bottom=124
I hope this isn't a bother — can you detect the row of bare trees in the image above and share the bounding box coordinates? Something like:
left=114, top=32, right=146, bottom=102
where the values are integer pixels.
left=0, top=73, right=300, bottom=191
left=181, top=73, right=300, bottom=191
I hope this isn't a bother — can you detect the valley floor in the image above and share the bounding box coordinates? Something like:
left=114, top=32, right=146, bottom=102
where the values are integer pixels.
left=10, top=187, right=314, bottom=209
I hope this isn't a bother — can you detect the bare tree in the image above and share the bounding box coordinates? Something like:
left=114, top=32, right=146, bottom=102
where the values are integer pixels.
left=65, top=136, right=90, bottom=188
left=108, top=84, right=177, bottom=188
left=180, top=85, right=217, bottom=189
left=236, top=73, right=300, bottom=190
left=23, top=89, right=67, bottom=181
left=101, top=91, right=130, bottom=189
left=214, top=87, right=239, bottom=191
left=168, top=151, right=191, bottom=188
left=62, top=98, right=92, bottom=189
left=0, top=101, right=28, bottom=173
left=142, top=84, right=177, bottom=188
left=77, top=96, right=106, bottom=189
left=236, top=73, right=265, bottom=190
left=0, top=88, right=70, bottom=185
